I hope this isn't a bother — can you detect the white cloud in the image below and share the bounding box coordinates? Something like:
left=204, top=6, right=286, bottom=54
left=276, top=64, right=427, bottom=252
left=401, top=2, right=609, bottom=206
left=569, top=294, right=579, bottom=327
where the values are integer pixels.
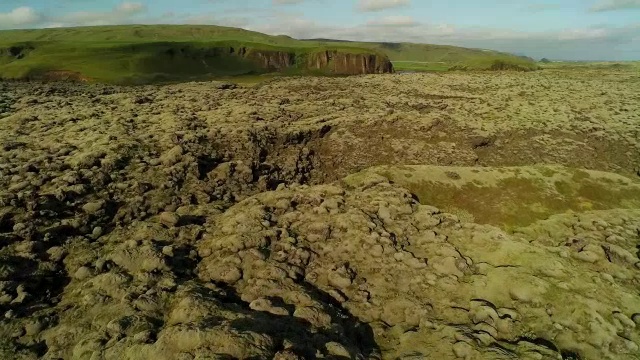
left=557, top=28, right=609, bottom=40
left=1, top=1, right=638, bottom=61
left=357, top=0, right=411, bottom=12
left=54, top=2, right=147, bottom=27
left=590, top=0, right=640, bottom=12
left=43, top=23, right=65, bottom=29
left=0, top=1, right=148, bottom=30
left=247, top=14, right=640, bottom=60
left=526, top=3, right=562, bottom=12
left=116, top=2, right=147, bottom=13
left=0, top=7, right=41, bottom=29
left=367, top=15, right=418, bottom=27
left=273, top=0, right=305, bottom=4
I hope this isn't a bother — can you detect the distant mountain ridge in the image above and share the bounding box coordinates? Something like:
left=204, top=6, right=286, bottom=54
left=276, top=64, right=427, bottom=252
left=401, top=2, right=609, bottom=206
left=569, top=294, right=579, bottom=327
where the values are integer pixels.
left=0, top=25, right=537, bottom=83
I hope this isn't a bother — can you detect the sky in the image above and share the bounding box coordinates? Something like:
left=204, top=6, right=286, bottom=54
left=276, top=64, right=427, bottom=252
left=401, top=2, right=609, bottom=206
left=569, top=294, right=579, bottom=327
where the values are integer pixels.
left=0, top=0, right=639, bottom=60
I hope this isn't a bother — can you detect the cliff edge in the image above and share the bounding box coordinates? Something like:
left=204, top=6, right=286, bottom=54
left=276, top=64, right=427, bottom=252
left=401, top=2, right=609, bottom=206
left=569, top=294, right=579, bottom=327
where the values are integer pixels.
left=308, top=50, right=394, bottom=74
left=0, top=43, right=394, bottom=83
left=165, top=46, right=395, bottom=75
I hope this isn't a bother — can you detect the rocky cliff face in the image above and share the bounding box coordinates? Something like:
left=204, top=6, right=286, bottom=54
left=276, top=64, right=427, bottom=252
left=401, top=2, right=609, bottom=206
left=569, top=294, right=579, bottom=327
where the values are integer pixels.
left=0, top=45, right=34, bottom=60
left=230, top=47, right=296, bottom=71
left=307, top=50, right=394, bottom=74
left=222, top=47, right=393, bottom=75
left=163, top=46, right=296, bottom=72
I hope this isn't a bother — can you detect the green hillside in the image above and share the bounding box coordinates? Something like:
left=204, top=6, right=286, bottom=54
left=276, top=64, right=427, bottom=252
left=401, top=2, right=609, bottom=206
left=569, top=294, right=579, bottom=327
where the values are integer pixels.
left=0, top=25, right=538, bottom=83
left=0, top=25, right=301, bottom=46
left=306, top=39, right=538, bottom=72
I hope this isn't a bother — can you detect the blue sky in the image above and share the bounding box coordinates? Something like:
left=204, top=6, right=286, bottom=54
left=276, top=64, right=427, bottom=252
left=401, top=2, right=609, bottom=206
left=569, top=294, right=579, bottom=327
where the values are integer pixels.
left=1, top=0, right=639, bottom=60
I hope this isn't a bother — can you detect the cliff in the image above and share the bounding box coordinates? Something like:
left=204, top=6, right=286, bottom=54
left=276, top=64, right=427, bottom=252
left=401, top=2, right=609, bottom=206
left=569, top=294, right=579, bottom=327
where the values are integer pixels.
left=0, top=25, right=542, bottom=83
left=233, top=47, right=296, bottom=71
left=192, top=47, right=394, bottom=75
left=307, top=50, right=394, bottom=74
left=0, top=42, right=393, bottom=84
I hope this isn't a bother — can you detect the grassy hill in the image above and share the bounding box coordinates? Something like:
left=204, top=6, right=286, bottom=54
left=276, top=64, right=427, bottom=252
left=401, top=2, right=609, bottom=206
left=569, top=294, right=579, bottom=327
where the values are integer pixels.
left=0, top=25, right=538, bottom=84
left=306, top=39, right=538, bottom=72
left=539, top=60, right=640, bottom=71
left=0, top=25, right=305, bottom=46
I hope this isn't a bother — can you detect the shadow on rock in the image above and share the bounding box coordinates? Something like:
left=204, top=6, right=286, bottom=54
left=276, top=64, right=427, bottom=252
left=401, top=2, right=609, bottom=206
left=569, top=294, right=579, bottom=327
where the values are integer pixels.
left=220, top=282, right=380, bottom=359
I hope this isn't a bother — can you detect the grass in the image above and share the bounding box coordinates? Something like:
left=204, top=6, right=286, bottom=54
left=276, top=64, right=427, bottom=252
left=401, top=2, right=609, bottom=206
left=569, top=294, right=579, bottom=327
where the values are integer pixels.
left=393, top=61, right=451, bottom=72
left=363, top=42, right=539, bottom=71
left=344, top=165, right=640, bottom=230
left=0, top=25, right=539, bottom=83
left=538, top=60, right=640, bottom=71
left=305, top=38, right=538, bottom=70
left=0, top=40, right=375, bottom=83
left=0, top=25, right=299, bottom=45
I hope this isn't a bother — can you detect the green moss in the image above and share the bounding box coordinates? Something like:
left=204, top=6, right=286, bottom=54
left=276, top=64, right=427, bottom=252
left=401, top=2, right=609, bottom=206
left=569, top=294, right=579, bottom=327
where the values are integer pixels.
left=571, top=169, right=591, bottom=181
left=577, top=181, right=640, bottom=207
left=357, top=166, right=640, bottom=230
left=554, top=181, right=574, bottom=197
left=538, top=167, right=558, bottom=178
left=393, top=61, right=450, bottom=72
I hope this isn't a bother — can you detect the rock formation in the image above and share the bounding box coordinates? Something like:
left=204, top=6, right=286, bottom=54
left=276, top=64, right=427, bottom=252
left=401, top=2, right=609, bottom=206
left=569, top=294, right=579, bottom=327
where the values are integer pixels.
left=307, top=51, right=394, bottom=74
left=214, top=47, right=394, bottom=75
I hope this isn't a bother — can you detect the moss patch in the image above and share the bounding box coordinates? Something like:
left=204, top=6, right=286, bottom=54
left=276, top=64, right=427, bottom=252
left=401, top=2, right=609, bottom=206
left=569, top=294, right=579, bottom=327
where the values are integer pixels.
left=345, top=165, right=640, bottom=229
